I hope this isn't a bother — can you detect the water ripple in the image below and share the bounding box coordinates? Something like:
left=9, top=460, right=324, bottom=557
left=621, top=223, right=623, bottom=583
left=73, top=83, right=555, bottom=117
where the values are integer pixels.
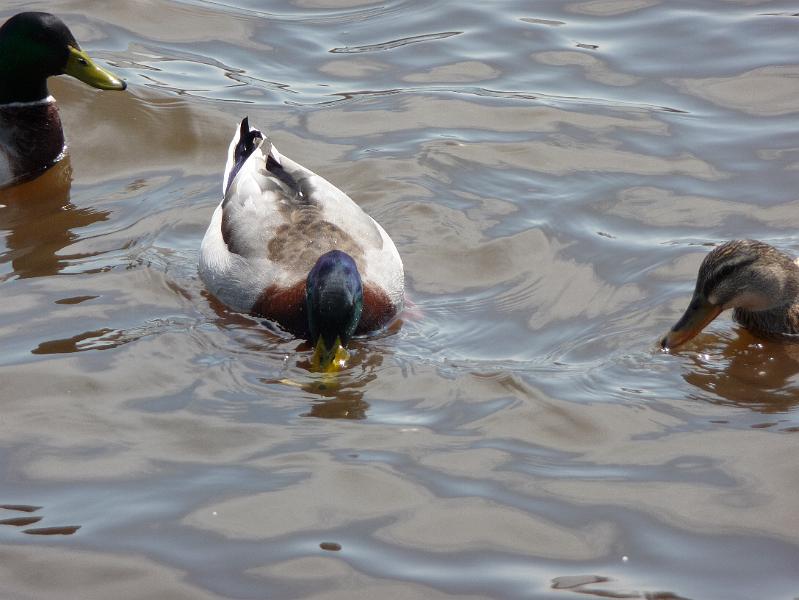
left=330, top=31, right=462, bottom=54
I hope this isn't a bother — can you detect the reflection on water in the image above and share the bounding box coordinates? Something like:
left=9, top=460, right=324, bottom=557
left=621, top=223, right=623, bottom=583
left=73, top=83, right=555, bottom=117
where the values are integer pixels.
left=551, top=574, right=690, bottom=599
left=682, top=329, right=799, bottom=413
left=0, top=505, right=80, bottom=536
left=303, top=391, right=370, bottom=419
left=0, top=504, right=41, bottom=512
left=0, top=516, right=43, bottom=527
left=261, top=342, right=387, bottom=419
left=32, top=327, right=117, bottom=354
left=0, top=158, right=109, bottom=279
left=0, top=1, right=798, bottom=599
left=23, top=525, right=81, bottom=536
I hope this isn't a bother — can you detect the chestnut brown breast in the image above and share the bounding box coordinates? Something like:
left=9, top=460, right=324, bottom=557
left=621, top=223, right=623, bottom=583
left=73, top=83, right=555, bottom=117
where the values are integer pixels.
left=252, top=281, right=397, bottom=339
left=0, top=102, right=64, bottom=184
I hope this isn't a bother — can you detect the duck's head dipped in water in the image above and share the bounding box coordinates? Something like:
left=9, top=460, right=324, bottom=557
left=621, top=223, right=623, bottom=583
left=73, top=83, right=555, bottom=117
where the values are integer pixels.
left=306, top=249, right=365, bottom=371
left=661, top=240, right=799, bottom=349
left=200, top=118, right=404, bottom=372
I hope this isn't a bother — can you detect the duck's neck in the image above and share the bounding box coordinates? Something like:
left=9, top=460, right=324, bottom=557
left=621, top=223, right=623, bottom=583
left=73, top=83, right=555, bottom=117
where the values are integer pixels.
left=0, top=100, right=64, bottom=184
left=734, top=303, right=799, bottom=338
left=0, top=66, right=50, bottom=105
left=0, top=31, right=52, bottom=104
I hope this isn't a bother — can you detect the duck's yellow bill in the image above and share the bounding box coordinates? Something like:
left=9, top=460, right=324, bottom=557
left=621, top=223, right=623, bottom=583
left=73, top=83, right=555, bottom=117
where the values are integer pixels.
left=310, top=337, right=349, bottom=374
left=661, top=296, right=722, bottom=350
left=65, top=46, right=127, bottom=91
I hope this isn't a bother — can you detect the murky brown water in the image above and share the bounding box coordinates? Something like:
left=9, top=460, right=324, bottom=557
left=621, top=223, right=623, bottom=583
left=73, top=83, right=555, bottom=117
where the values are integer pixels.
left=2, top=1, right=799, bottom=598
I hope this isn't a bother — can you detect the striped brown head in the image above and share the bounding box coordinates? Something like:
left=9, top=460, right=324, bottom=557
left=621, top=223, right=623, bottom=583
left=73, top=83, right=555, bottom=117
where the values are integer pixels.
left=661, top=240, right=799, bottom=349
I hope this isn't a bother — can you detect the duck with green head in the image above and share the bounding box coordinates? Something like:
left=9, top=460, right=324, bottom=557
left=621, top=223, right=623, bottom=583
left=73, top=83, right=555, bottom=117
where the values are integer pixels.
left=0, top=12, right=126, bottom=187
left=200, top=118, right=404, bottom=372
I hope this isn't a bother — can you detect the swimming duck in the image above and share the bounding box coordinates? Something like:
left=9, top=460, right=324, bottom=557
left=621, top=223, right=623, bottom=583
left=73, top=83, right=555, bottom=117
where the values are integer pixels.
left=661, top=240, right=799, bottom=349
left=200, top=118, right=404, bottom=371
left=0, top=12, right=126, bottom=187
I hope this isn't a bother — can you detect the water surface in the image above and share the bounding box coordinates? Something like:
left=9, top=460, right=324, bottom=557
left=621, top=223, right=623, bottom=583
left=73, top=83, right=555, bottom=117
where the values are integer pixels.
left=1, top=1, right=799, bottom=599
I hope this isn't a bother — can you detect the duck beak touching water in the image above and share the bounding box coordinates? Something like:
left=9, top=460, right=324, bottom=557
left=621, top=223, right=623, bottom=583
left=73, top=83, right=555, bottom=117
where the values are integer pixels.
left=199, top=117, right=405, bottom=372
left=306, top=250, right=364, bottom=373
left=661, top=294, right=722, bottom=350
left=660, top=240, right=799, bottom=350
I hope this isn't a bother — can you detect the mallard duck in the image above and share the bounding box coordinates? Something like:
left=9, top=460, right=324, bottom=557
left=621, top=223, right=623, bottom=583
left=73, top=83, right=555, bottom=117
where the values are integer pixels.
left=661, top=240, right=799, bottom=349
left=0, top=12, right=126, bottom=187
left=200, top=118, right=405, bottom=371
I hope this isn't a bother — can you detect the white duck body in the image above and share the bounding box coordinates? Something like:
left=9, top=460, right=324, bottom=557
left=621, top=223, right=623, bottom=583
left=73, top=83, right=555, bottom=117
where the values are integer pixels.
left=200, top=119, right=404, bottom=338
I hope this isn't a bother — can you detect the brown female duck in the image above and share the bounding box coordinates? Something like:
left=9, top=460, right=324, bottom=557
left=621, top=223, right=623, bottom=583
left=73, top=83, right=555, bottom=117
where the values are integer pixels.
left=661, top=240, right=799, bottom=349
left=0, top=12, right=126, bottom=187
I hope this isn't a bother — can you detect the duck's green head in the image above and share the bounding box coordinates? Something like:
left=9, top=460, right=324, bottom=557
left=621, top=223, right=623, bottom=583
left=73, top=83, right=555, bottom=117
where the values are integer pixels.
left=0, top=12, right=126, bottom=104
left=306, top=250, right=364, bottom=373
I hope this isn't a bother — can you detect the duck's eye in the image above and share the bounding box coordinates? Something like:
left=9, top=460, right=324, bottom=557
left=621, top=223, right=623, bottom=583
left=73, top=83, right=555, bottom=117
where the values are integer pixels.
left=78, top=57, right=88, bottom=66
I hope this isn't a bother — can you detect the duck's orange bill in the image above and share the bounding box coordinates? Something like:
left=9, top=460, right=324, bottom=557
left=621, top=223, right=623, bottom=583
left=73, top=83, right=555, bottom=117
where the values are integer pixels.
left=661, top=297, right=722, bottom=350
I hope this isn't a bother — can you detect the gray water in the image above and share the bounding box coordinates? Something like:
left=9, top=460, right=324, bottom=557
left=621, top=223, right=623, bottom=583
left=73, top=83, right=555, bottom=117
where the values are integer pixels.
left=1, top=1, right=798, bottom=599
